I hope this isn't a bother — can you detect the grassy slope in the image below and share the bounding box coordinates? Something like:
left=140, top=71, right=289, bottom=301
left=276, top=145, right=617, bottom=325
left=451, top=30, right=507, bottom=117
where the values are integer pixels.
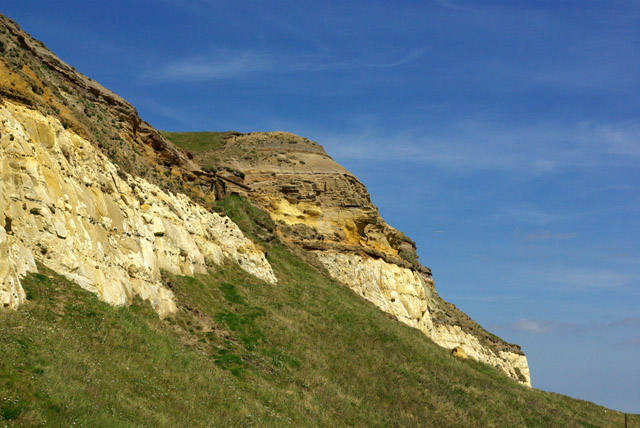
left=159, top=131, right=236, bottom=153
left=160, top=131, right=238, bottom=172
left=1, top=196, right=638, bottom=427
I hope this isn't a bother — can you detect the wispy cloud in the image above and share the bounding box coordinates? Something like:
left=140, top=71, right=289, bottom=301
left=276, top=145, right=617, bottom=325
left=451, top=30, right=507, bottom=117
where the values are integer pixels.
left=482, top=56, right=640, bottom=93
left=593, top=121, right=640, bottom=158
left=143, top=48, right=425, bottom=83
left=499, top=208, right=577, bottom=226
left=525, top=231, right=578, bottom=242
left=136, top=97, right=195, bottom=125
left=604, top=253, right=640, bottom=265
left=501, top=317, right=640, bottom=335
left=495, top=203, right=636, bottom=227
left=443, top=294, right=523, bottom=303
left=374, top=48, right=427, bottom=68
left=509, top=318, right=575, bottom=334
left=316, top=118, right=640, bottom=174
left=597, top=318, right=640, bottom=330
left=613, top=335, right=640, bottom=347
left=551, top=269, right=638, bottom=291
left=143, top=50, right=278, bottom=83
left=514, top=265, right=639, bottom=292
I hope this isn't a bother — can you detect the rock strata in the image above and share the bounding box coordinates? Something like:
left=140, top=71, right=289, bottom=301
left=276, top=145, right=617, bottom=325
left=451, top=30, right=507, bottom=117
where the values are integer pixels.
left=0, top=13, right=531, bottom=386
left=0, top=101, right=276, bottom=317
left=0, top=14, right=208, bottom=202
left=436, top=323, right=530, bottom=385
left=181, top=131, right=531, bottom=386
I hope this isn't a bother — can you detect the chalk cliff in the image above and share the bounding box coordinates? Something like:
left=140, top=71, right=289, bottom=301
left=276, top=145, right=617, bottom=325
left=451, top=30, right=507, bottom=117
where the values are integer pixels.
left=0, top=14, right=529, bottom=386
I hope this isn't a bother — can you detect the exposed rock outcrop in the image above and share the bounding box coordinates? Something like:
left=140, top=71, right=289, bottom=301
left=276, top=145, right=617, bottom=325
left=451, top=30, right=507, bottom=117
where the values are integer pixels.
left=451, top=346, right=468, bottom=360
left=0, top=13, right=530, bottom=386
left=0, top=14, right=210, bottom=200
left=436, top=323, right=530, bottom=385
left=316, top=250, right=530, bottom=386
left=316, top=251, right=435, bottom=335
left=192, top=132, right=429, bottom=272
left=177, top=131, right=531, bottom=386
left=0, top=101, right=276, bottom=317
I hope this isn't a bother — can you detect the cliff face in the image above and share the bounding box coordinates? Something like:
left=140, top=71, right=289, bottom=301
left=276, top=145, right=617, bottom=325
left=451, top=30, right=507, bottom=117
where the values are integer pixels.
left=0, top=100, right=276, bottom=317
left=0, top=15, right=212, bottom=199
left=166, top=131, right=531, bottom=386
left=0, top=15, right=275, bottom=318
left=0, top=14, right=529, bottom=386
left=193, top=132, right=425, bottom=269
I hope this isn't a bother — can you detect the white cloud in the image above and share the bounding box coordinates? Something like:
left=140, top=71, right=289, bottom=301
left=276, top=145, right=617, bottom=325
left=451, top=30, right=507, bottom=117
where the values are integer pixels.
left=497, top=207, right=574, bottom=226
left=315, top=118, right=640, bottom=174
left=504, top=317, right=640, bottom=335
left=136, top=98, right=194, bottom=124
left=374, top=48, right=427, bottom=68
left=143, top=50, right=277, bottom=83
left=143, top=48, right=426, bottom=83
left=592, top=122, right=640, bottom=158
left=553, top=269, right=638, bottom=291
left=514, top=265, right=639, bottom=292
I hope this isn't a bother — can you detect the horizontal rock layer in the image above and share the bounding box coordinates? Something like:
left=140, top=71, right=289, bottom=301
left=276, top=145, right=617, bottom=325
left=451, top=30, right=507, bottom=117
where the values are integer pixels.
left=193, top=131, right=530, bottom=386
left=200, top=132, right=428, bottom=275
left=0, top=101, right=276, bottom=317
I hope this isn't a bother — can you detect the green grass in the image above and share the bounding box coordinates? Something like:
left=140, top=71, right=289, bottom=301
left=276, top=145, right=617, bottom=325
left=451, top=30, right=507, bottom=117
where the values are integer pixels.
left=160, top=130, right=242, bottom=172
left=160, top=131, right=238, bottom=153
left=1, top=197, right=638, bottom=427
left=211, top=193, right=276, bottom=240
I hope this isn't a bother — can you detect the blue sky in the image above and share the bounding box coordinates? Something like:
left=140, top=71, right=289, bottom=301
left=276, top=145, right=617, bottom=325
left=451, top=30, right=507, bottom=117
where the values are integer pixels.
left=5, top=0, right=639, bottom=413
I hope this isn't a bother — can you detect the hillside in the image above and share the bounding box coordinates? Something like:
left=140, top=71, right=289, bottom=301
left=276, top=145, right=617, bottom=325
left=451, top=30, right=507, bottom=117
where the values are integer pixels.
left=1, top=12, right=639, bottom=427
left=159, top=130, right=531, bottom=385
left=0, top=197, right=637, bottom=427
left=0, top=12, right=529, bottom=386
